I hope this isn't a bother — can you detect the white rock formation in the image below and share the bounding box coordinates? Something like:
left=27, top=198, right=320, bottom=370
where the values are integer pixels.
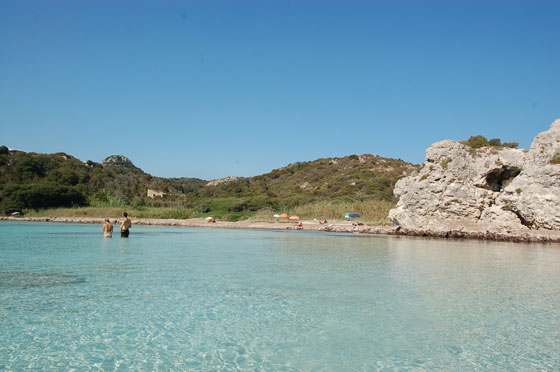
left=493, top=119, right=560, bottom=230
left=389, top=119, right=560, bottom=232
left=206, top=176, right=239, bottom=187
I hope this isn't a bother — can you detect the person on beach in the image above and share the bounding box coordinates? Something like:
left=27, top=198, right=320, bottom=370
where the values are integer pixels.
left=102, top=218, right=113, bottom=238
left=121, top=212, right=132, bottom=238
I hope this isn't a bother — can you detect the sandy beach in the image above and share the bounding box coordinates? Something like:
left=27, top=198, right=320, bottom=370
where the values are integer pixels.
left=2, top=216, right=560, bottom=243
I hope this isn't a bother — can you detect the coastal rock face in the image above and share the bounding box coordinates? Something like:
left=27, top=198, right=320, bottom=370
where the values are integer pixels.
left=494, top=119, right=560, bottom=229
left=389, top=119, right=560, bottom=232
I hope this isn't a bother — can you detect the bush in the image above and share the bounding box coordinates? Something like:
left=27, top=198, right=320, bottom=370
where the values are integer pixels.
left=88, top=191, right=127, bottom=208
left=461, top=136, right=519, bottom=149
left=461, top=135, right=489, bottom=149
left=502, top=142, right=519, bottom=149
left=132, top=196, right=147, bottom=207
left=0, top=184, right=87, bottom=213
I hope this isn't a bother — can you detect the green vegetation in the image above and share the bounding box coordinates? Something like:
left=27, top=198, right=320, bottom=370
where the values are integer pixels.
left=0, top=149, right=205, bottom=214
left=461, top=135, right=519, bottom=149
left=23, top=206, right=195, bottom=220
left=23, top=199, right=396, bottom=224
left=440, top=158, right=451, bottom=169
left=1, top=184, right=86, bottom=211
left=516, top=188, right=522, bottom=194
left=0, top=147, right=418, bottom=222
left=551, top=152, right=560, bottom=165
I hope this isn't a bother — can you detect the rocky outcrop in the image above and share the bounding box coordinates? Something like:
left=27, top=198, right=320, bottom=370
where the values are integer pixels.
left=493, top=119, right=560, bottom=229
left=206, top=176, right=240, bottom=187
left=389, top=119, right=560, bottom=232
left=102, top=155, right=139, bottom=170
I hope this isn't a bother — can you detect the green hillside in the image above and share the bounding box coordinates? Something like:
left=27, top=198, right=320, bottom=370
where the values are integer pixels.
left=0, top=145, right=418, bottom=221
left=0, top=146, right=205, bottom=213
left=199, top=154, right=415, bottom=206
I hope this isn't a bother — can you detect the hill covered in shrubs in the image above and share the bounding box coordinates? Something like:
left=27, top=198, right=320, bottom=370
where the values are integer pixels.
left=0, top=145, right=418, bottom=220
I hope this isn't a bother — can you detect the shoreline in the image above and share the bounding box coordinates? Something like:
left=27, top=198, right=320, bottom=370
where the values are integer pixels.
left=2, top=216, right=560, bottom=244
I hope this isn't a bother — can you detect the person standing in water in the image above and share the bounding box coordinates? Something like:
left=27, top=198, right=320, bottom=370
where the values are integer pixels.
left=121, top=211, right=132, bottom=238
left=102, top=218, right=113, bottom=238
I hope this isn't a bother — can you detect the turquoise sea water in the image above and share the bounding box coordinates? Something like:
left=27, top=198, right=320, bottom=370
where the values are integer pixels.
left=0, top=222, right=559, bottom=371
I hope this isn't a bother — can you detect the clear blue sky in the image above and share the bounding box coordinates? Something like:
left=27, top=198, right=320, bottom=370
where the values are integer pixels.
left=1, top=0, right=559, bottom=180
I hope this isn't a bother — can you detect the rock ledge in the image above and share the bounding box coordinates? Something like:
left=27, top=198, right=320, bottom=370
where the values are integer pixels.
left=389, top=119, right=560, bottom=233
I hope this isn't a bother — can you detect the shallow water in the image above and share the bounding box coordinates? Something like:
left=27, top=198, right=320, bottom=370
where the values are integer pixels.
left=1, top=222, right=559, bottom=371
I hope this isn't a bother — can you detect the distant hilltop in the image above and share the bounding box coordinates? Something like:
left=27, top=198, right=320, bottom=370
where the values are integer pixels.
left=102, top=155, right=142, bottom=172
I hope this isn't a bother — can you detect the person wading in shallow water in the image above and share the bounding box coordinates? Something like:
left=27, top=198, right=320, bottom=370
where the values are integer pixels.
left=120, top=212, right=132, bottom=238
left=102, top=218, right=113, bottom=238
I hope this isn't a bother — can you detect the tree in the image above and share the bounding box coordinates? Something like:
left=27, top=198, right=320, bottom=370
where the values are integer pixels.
left=502, top=142, right=519, bottom=149
left=0, top=184, right=87, bottom=213
left=461, top=135, right=489, bottom=149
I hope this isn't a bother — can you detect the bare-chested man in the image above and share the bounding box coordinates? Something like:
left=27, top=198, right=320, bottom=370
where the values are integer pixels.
left=120, top=212, right=132, bottom=238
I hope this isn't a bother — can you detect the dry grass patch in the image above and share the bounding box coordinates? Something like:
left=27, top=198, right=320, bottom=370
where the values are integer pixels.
left=248, top=200, right=396, bottom=225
